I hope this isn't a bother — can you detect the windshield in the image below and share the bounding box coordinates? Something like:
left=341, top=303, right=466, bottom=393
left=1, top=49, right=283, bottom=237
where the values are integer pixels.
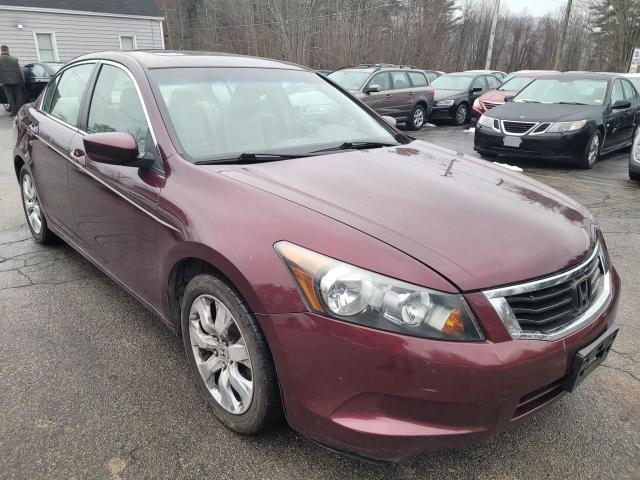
left=150, top=67, right=400, bottom=163
left=327, top=70, right=372, bottom=90
left=498, top=76, right=536, bottom=92
left=514, top=78, right=608, bottom=105
left=431, top=75, right=473, bottom=90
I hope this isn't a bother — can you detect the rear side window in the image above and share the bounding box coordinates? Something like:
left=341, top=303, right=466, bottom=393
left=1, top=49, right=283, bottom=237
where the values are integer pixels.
left=486, top=76, right=500, bottom=89
left=424, top=71, right=438, bottom=82
left=31, top=64, right=47, bottom=77
left=87, top=64, right=150, bottom=155
left=472, top=76, right=488, bottom=91
left=622, top=79, right=637, bottom=100
left=611, top=80, right=624, bottom=103
left=390, top=71, right=410, bottom=89
left=368, top=72, right=390, bottom=91
left=408, top=72, right=428, bottom=87
left=43, top=63, right=94, bottom=127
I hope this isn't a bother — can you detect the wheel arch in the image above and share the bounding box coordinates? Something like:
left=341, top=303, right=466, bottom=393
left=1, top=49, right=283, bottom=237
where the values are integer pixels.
left=14, top=155, right=26, bottom=180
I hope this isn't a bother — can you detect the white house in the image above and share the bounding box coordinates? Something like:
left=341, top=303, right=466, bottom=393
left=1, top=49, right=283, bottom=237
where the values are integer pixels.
left=0, top=0, right=164, bottom=64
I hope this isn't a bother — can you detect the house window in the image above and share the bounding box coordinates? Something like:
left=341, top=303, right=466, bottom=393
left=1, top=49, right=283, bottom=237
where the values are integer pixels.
left=119, top=35, right=136, bottom=51
left=34, top=33, right=58, bottom=62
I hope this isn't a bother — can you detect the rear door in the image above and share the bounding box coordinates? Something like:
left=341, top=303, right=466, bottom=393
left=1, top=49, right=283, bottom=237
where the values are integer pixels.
left=605, top=79, right=632, bottom=148
left=389, top=71, right=413, bottom=119
left=67, top=62, right=163, bottom=304
left=362, top=71, right=392, bottom=116
left=27, top=62, right=96, bottom=236
left=469, top=76, right=488, bottom=104
left=621, top=79, right=640, bottom=142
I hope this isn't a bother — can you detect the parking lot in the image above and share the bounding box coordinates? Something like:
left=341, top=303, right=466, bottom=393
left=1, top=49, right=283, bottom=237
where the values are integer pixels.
left=0, top=111, right=638, bottom=479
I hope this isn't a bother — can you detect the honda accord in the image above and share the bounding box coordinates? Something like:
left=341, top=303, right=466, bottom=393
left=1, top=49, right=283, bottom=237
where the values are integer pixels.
left=12, top=51, right=620, bottom=462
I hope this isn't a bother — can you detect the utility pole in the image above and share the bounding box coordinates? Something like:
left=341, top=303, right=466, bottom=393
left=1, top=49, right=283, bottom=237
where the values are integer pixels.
left=485, top=0, right=501, bottom=69
left=553, top=0, right=573, bottom=70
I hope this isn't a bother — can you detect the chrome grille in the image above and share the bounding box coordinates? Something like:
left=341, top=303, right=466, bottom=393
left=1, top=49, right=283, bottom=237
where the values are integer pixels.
left=483, top=242, right=611, bottom=341
left=503, top=121, right=536, bottom=134
left=482, top=101, right=501, bottom=110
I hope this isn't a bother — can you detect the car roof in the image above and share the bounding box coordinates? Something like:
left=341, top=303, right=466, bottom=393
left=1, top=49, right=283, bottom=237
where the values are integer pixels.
left=441, top=72, right=489, bottom=78
left=74, top=50, right=309, bottom=71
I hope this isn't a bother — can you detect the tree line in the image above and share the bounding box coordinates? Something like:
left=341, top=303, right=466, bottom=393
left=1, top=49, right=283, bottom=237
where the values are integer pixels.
left=155, top=0, right=640, bottom=73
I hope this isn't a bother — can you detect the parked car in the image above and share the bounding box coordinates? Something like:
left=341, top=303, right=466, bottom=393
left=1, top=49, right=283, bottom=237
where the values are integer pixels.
left=623, top=73, right=640, bottom=95
left=1, top=62, right=63, bottom=110
left=328, top=64, right=434, bottom=130
left=465, top=69, right=507, bottom=81
left=471, top=70, right=560, bottom=120
left=475, top=72, right=640, bottom=169
left=430, top=72, right=501, bottom=125
left=631, top=125, right=640, bottom=180
left=423, top=69, right=443, bottom=82
left=14, top=51, right=620, bottom=462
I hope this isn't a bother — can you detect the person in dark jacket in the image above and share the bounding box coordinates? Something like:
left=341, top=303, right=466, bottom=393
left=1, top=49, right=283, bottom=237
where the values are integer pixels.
left=0, top=45, right=25, bottom=116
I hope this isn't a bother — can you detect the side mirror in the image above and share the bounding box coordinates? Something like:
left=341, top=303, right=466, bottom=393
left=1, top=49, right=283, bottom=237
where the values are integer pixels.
left=611, top=99, right=631, bottom=110
left=504, top=95, right=514, bottom=102
left=83, top=132, right=153, bottom=168
left=364, top=84, right=381, bottom=94
left=381, top=115, right=397, bottom=127
left=470, top=87, right=483, bottom=93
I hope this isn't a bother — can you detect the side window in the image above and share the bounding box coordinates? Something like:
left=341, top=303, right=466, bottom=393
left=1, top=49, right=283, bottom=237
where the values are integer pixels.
left=425, top=72, right=437, bottom=83
left=390, top=71, right=410, bottom=89
left=31, top=64, right=46, bottom=77
left=44, top=63, right=94, bottom=127
left=622, top=79, right=637, bottom=100
left=88, top=64, right=150, bottom=155
left=486, top=76, right=500, bottom=89
left=408, top=72, right=428, bottom=87
left=472, top=76, right=488, bottom=91
left=611, top=80, right=624, bottom=103
left=368, top=72, right=390, bottom=91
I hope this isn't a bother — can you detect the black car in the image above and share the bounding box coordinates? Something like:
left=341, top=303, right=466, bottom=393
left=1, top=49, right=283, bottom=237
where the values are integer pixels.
left=474, top=73, right=640, bottom=169
left=430, top=72, right=501, bottom=125
left=1, top=62, right=63, bottom=110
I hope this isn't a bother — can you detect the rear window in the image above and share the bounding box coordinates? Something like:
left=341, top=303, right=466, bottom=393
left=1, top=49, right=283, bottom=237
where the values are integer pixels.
left=431, top=75, right=474, bottom=90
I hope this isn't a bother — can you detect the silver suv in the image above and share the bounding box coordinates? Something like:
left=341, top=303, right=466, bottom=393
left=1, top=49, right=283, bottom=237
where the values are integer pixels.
left=328, top=64, right=435, bottom=130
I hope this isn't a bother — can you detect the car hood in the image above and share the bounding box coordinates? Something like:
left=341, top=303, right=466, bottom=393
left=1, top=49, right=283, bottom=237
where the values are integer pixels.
left=212, top=141, right=596, bottom=291
left=487, top=102, right=603, bottom=122
left=434, top=89, right=466, bottom=101
left=479, top=89, right=514, bottom=103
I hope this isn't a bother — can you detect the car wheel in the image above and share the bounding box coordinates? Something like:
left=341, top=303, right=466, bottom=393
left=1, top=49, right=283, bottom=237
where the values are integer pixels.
left=3, top=104, right=10, bottom=111
left=19, top=166, right=57, bottom=244
left=407, top=104, right=426, bottom=130
left=181, top=274, right=282, bottom=434
left=453, top=104, right=468, bottom=126
left=578, top=131, right=601, bottom=169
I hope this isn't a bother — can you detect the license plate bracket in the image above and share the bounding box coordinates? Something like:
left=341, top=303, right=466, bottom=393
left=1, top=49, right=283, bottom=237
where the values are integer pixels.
left=563, top=326, right=619, bottom=393
left=503, top=136, right=522, bottom=147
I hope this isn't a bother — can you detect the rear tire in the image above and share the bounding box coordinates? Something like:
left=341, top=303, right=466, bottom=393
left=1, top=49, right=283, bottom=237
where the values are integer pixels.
left=453, top=103, right=468, bottom=126
left=578, top=131, right=601, bottom=169
left=181, top=274, right=282, bottom=434
left=19, top=166, right=57, bottom=244
left=407, top=104, right=426, bottom=130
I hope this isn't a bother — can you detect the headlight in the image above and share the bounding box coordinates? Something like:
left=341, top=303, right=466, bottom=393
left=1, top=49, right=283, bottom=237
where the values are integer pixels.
left=275, top=242, right=484, bottom=341
left=477, top=114, right=494, bottom=128
left=435, top=99, right=455, bottom=107
left=547, top=119, right=587, bottom=133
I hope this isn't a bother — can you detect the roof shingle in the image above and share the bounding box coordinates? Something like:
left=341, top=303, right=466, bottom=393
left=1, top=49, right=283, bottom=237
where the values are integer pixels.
left=0, top=0, right=162, bottom=18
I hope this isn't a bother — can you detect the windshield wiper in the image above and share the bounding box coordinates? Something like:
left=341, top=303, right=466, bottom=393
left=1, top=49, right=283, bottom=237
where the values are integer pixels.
left=311, top=141, right=397, bottom=153
left=558, top=101, right=588, bottom=105
left=195, top=152, right=309, bottom=165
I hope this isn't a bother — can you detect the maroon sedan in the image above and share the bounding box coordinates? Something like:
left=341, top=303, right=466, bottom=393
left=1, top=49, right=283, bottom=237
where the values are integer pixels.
left=12, top=51, right=619, bottom=462
left=471, top=70, right=560, bottom=120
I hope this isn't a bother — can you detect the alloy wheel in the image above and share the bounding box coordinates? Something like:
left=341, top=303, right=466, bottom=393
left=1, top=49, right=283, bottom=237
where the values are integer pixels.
left=22, top=173, right=42, bottom=235
left=588, top=134, right=600, bottom=166
left=456, top=105, right=467, bottom=124
left=188, top=294, right=253, bottom=414
left=413, top=107, right=425, bottom=128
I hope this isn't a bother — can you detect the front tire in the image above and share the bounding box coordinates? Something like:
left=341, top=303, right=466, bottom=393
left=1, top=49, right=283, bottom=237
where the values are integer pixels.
left=19, top=166, right=57, bottom=244
left=453, top=103, right=468, bottom=126
left=407, top=104, right=426, bottom=130
left=578, top=131, right=601, bottom=169
left=181, top=274, right=282, bottom=434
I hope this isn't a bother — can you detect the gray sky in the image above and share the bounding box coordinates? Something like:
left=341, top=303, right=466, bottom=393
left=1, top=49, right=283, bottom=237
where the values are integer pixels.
left=501, top=0, right=568, bottom=17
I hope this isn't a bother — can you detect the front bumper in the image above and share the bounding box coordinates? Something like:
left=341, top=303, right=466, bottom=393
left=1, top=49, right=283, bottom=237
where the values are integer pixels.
left=474, top=124, right=592, bottom=162
left=258, top=267, right=620, bottom=462
left=430, top=105, right=456, bottom=121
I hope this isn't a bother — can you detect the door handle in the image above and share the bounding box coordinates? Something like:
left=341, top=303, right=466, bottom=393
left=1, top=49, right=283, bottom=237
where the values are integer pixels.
left=28, top=124, right=38, bottom=135
left=70, top=148, right=86, bottom=166
left=385, top=94, right=392, bottom=98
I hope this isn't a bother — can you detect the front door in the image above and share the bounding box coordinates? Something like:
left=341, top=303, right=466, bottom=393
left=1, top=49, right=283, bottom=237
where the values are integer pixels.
left=361, top=71, right=393, bottom=116
left=27, top=62, right=96, bottom=235
left=67, top=63, right=163, bottom=305
left=604, top=79, right=635, bottom=149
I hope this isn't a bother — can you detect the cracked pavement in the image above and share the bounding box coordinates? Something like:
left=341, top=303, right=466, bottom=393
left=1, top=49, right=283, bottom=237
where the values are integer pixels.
left=0, top=113, right=638, bottom=479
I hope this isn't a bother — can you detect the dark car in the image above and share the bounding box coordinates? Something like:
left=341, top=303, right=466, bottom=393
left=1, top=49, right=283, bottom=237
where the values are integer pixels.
left=13, top=51, right=620, bottom=462
left=1, top=62, right=63, bottom=109
left=474, top=73, right=640, bottom=169
left=430, top=72, right=501, bottom=125
left=328, top=64, right=434, bottom=130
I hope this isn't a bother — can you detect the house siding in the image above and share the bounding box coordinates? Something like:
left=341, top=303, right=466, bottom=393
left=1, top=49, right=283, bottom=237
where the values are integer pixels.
left=0, top=8, right=164, bottom=64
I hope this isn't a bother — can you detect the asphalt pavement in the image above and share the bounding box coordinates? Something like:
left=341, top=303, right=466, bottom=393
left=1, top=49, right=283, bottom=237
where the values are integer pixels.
left=1, top=113, right=639, bottom=479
